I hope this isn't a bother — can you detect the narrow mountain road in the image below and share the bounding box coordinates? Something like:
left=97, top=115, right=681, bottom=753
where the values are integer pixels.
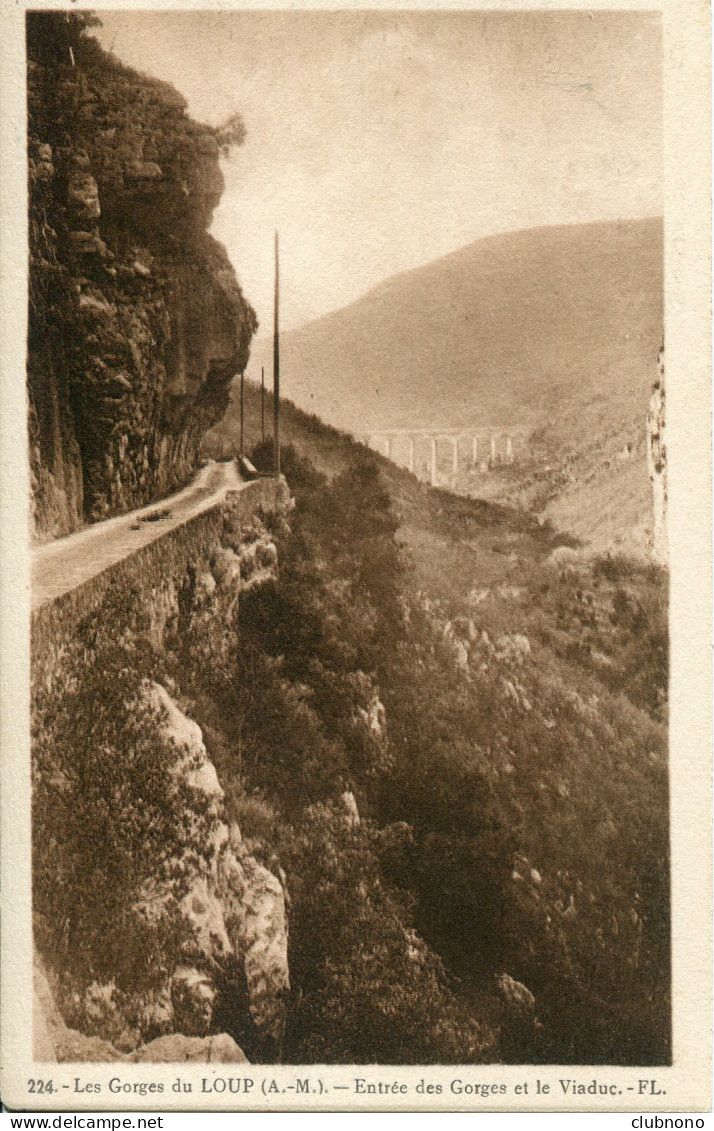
left=32, top=461, right=246, bottom=611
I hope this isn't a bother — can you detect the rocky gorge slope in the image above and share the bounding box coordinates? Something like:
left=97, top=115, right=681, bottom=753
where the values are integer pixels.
left=27, top=13, right=256, bottom=541
left=32, top=429, right=669, bottom=1065
left=33, top=491, right=290, bottom=1063
left=36, top=684, right=289, bottom=1064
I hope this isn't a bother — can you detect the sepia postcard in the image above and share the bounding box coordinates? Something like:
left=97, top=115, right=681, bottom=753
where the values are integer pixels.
left=0, top=0, right=710, bottom=1115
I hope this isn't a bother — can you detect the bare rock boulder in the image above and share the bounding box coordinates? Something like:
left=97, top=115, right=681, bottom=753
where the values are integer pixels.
left=131, top=1033, right=248, bottom=1063
left=33, top=956, right=124, bottom=1062
left=220, top=843, right=290, bottom=1043
left=68, top=170, right=100, bottom=220
left=210, top=546, right=242, bottom=592
left=149, top=683, right=224, bottom=802
left=171, top=966, right=216, bottom=1037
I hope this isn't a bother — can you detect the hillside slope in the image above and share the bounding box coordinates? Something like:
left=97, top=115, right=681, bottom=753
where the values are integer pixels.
left=247, top=218, right=662, bottom=438
left=34, top=382, right=668, bottom=1066
left=202, top=400, right=669, bottom=1063
left=205, top=382, right=653, bottom=605
left=246, top=218, right=662, bottom=553
left=206, top=383, right=565, bottom=590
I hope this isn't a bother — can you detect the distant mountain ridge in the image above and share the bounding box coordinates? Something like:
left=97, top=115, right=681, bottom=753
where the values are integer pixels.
left=247, top=217, right=663, bottom=438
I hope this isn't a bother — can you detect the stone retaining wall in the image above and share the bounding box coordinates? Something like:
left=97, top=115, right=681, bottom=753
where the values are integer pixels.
left=31, top=477, right=279, bottom=692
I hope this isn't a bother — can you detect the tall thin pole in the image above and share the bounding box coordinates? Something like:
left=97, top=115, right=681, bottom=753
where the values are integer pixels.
left=239, top=370, right=245, bottom=459
left=261, top=365, right=265, bottom=443
left=273, top=231, right=280, bottom=479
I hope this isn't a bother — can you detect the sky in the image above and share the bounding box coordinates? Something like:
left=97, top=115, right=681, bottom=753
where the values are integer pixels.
left=95, top=10, right=662, bottom=334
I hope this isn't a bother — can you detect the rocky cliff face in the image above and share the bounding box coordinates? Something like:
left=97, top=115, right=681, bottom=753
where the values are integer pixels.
left=647, top=347, right=667, bottom=566
left=27, top=14, right=256, bottom=541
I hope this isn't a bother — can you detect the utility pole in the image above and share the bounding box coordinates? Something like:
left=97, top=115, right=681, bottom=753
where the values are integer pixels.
left=239, top=370, right=245, bottom=459
left=273, top=230, right=280, bottom=480
left=261, top=365, right=265, bottom=443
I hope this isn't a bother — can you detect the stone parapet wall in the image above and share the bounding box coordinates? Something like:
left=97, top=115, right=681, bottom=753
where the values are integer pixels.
left=31, top=477, right=279, bottom=692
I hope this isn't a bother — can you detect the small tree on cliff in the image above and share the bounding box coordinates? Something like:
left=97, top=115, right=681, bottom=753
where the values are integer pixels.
left=26, top=11, right=102, bottom=67
left=215, top=113, right=247, bottom=157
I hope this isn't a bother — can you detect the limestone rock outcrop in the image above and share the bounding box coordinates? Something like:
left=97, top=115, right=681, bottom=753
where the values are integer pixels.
left=131, top=1033, right=248, bottom=1064
left=37, top=677, right=289, bottom=1062
left=27, top=15, right=256, bottom=541
left=142, top=499, right=279, bottom=654
left=35, top=954, right=248, bottom=1063
left=498, top=973, right=536, bottom=1015
left=219, top=845, right=291, bottom=1043
left=137, top=685, right=290, bottom=1049
left=647, top=346, right=667, bottom=566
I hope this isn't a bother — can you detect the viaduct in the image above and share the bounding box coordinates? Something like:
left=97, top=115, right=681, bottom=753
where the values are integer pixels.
left=363, top=427, right=530, bottom=487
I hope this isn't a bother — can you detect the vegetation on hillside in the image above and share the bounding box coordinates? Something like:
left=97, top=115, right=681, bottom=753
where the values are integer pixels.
left=178, top=438, right=669, bottom=1064
left=33, top=410, right=669, bottom=1061
left=32, top=592, right=217, bottom=1034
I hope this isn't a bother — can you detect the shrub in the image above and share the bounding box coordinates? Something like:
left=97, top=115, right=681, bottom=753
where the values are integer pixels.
left=277, top=804, right=496, bottom=1064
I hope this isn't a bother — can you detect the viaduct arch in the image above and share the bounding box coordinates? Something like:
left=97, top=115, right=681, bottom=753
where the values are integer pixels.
left=363, top=427, right=529, bottom=487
